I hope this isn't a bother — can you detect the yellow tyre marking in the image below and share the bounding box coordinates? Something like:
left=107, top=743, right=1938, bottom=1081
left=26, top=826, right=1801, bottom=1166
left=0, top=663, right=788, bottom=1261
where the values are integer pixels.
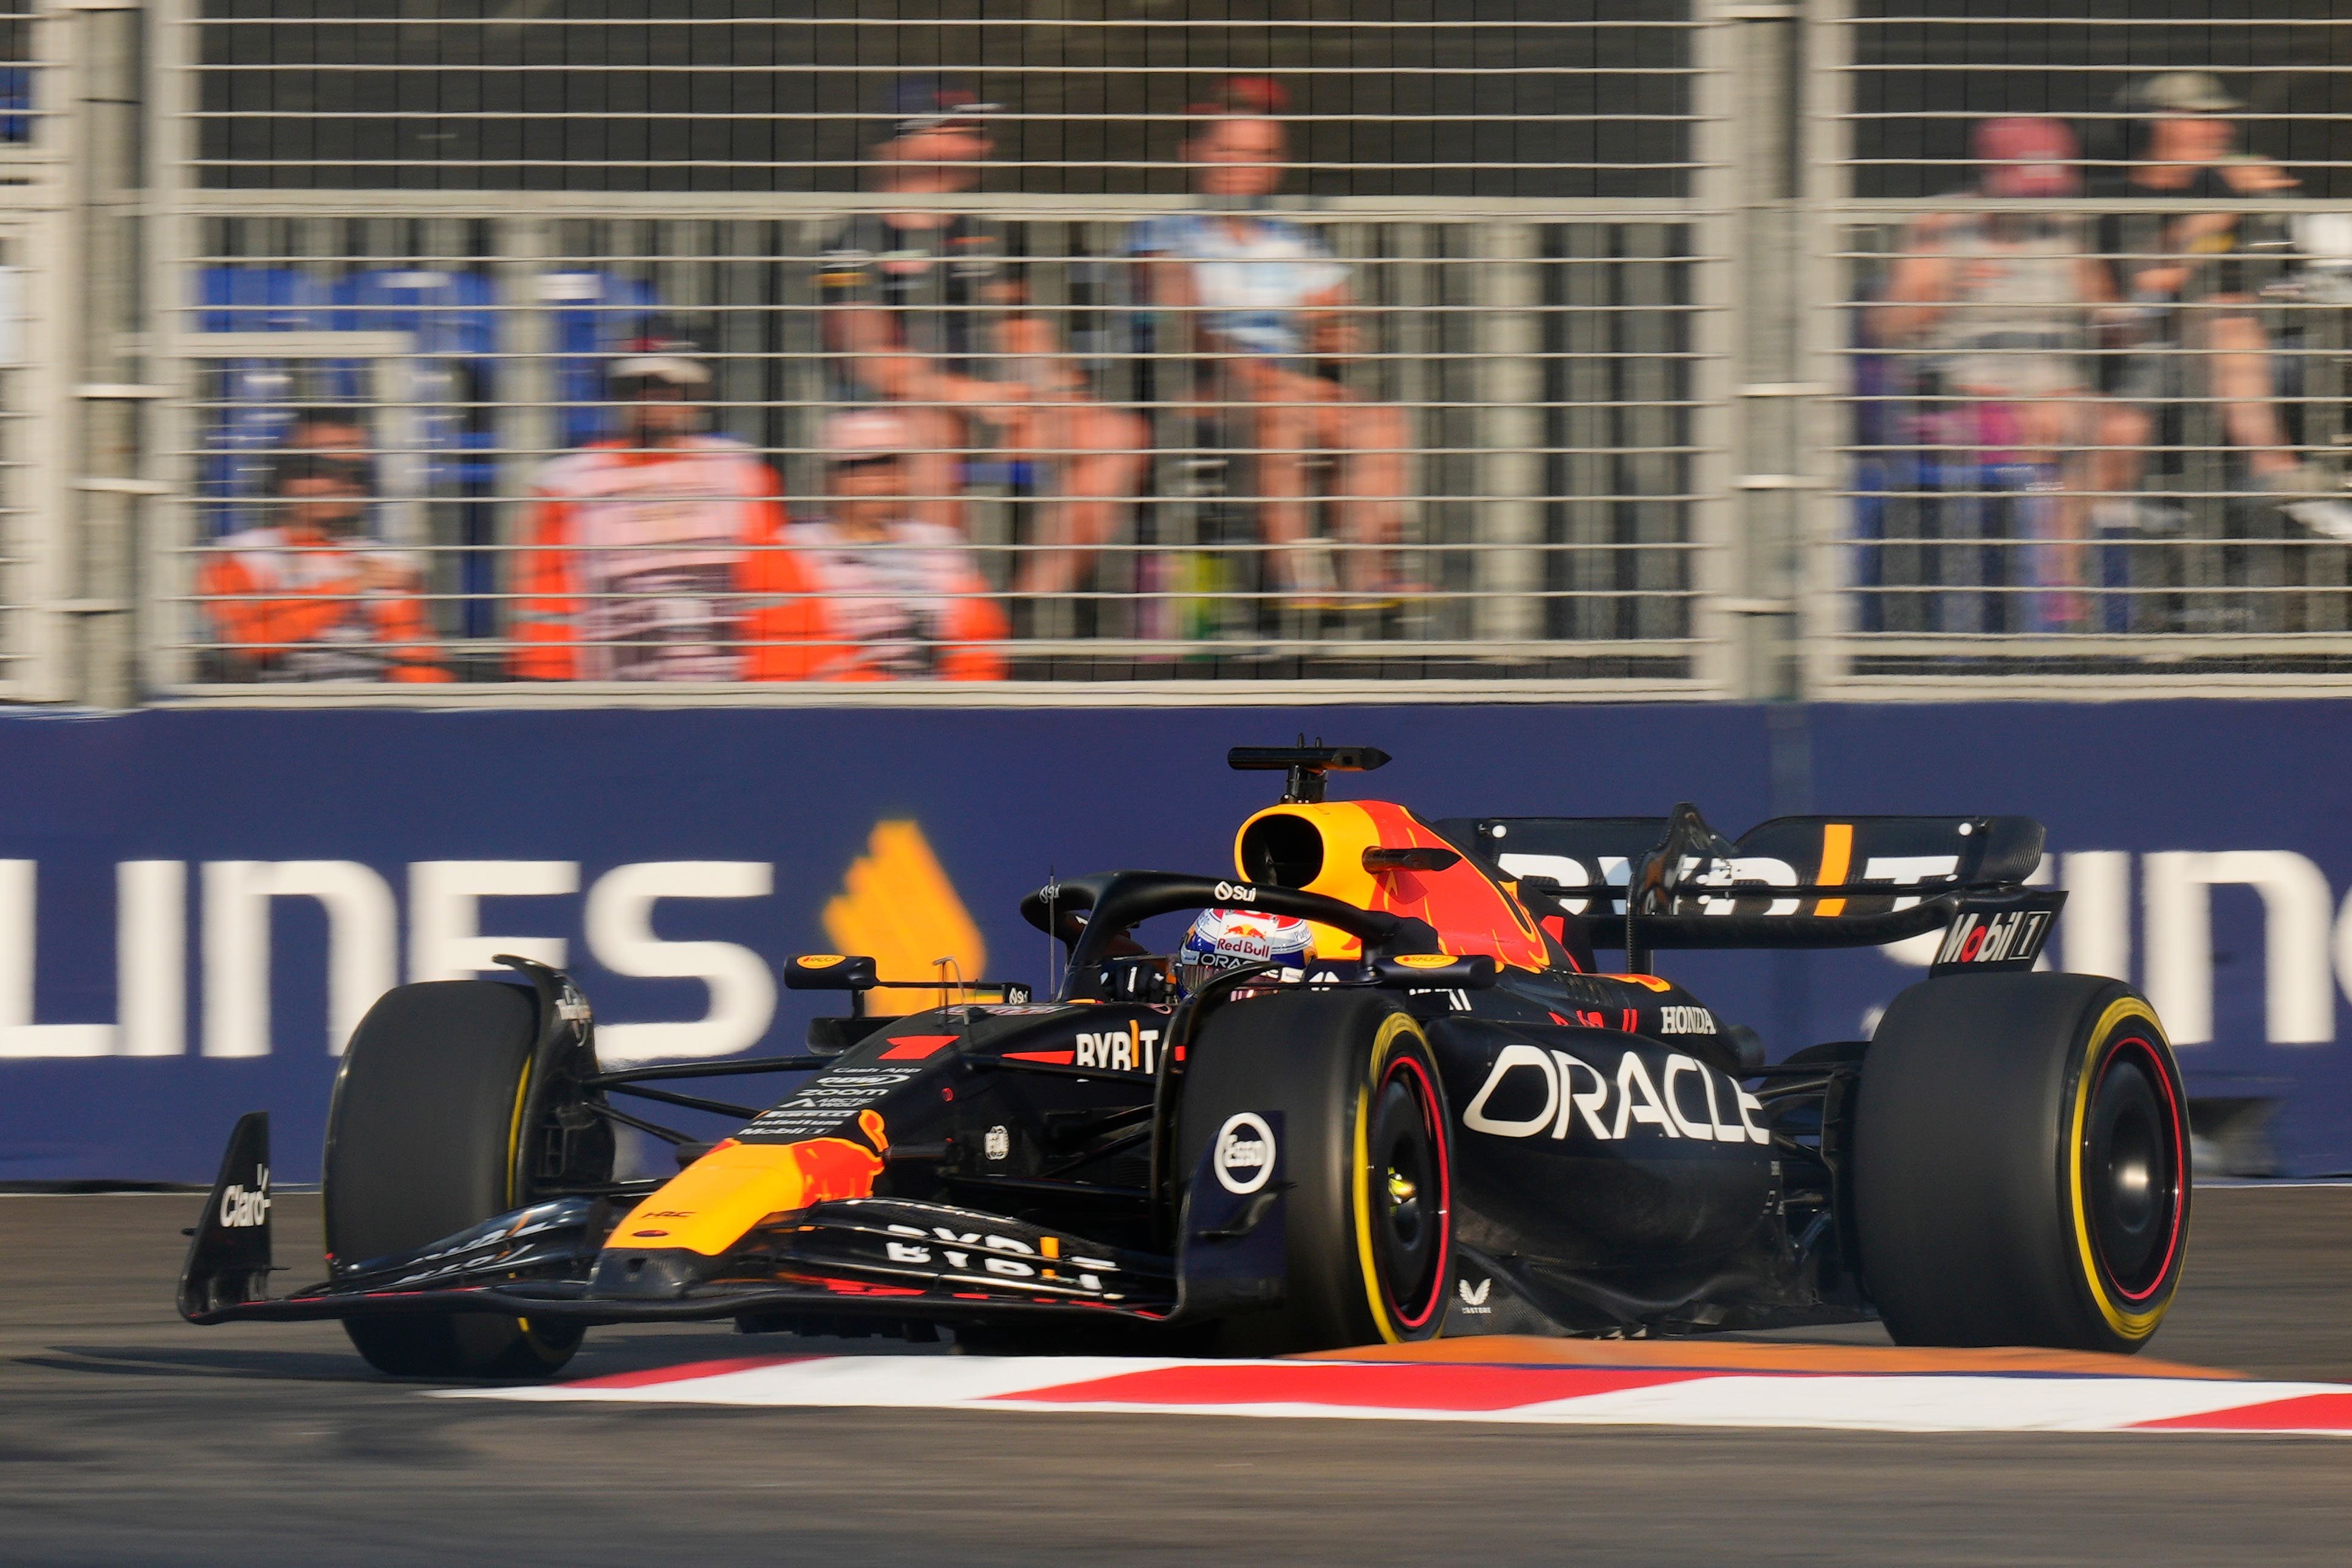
left=1352, top=1013, right=1431, bottom=1344
left=506, top=1049, right=547, bottom=1351
left=505, top=1055, right=534, bottom=1211
left=2066, top=996, right=2176, bottom=1341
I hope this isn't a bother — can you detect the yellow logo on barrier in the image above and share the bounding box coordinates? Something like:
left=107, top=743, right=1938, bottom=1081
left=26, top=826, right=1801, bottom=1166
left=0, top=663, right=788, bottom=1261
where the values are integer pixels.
left=822, top=821, right=987, bottom=986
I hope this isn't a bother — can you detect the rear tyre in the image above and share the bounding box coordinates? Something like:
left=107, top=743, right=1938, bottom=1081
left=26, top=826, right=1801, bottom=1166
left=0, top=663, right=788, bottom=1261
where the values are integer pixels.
left=1176, top=990, right=1453, bottom=1355
left=1854, top=973, right=2189, bottom=1354
left=324, top=980, right=591, bottom=1379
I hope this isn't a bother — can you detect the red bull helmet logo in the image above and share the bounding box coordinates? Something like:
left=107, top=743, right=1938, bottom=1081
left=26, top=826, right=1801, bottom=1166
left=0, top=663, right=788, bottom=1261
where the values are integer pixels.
left=1179, top=907, right=1312, bottom=993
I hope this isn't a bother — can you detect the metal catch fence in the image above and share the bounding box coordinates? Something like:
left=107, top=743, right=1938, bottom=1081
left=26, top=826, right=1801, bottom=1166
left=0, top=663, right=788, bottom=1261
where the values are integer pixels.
left=1814, top=0, right=2352, bottom=693
left=137, top=0, right=1726, bottom=699
left=14, top=0, right=2352, bottom=702
left=159, top=207, right=1715, bottom=691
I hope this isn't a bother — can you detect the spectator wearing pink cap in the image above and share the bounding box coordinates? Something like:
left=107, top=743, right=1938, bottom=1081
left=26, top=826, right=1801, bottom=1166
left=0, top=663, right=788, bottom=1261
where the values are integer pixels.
left=1873, top=117, right=2149, bottom=626
left=739, top=409, right=1008, bottom=681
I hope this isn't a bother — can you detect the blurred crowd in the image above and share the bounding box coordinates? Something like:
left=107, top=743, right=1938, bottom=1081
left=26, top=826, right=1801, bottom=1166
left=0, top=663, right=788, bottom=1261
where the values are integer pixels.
left=199, top=66, right=2352, bottom=677
left=198, top=74, right=1408, bottom=685
left=1865, top=73, right=2352, bottom=632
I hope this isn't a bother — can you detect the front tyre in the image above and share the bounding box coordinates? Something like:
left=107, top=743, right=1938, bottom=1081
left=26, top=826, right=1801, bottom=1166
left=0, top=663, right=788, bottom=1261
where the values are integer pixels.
left=1177, top=990, right=1454, bottom=1355
left=324, top=980, right=597, bottom=1378
left=1854, top=973, right=2189, bottom=1354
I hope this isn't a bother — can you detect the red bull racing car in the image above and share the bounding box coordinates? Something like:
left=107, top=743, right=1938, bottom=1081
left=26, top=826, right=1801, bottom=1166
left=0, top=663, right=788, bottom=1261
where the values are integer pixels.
left=180, top=745, right=2189, bottom=1375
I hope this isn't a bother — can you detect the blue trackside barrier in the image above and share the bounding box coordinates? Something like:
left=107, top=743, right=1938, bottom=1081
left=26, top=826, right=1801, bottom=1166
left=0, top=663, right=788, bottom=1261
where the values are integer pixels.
left=0, top=702, right=2345, bottom=1182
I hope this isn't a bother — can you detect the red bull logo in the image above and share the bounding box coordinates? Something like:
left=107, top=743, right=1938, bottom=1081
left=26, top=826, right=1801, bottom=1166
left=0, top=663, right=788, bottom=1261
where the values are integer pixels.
left=778, top=1109, right=890, bottom=1207
left=607, top=1109, right=890, bottom=1256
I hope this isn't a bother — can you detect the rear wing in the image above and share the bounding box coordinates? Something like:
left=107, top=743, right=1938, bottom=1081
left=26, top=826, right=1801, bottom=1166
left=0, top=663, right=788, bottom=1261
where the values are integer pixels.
left=1437, top=806, right=2057, bottom=970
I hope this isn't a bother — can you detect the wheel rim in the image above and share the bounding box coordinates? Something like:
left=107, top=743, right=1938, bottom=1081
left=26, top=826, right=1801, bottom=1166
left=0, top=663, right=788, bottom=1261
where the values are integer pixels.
left=1365, top=1052, right=1449, bottom=1330
left=2082, top=1036, right=2184, bottom=1301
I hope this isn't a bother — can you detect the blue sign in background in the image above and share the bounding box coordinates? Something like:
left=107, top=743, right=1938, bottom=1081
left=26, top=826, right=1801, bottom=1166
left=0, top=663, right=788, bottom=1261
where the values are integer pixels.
left=1, top=700, right=2345, bottom=1181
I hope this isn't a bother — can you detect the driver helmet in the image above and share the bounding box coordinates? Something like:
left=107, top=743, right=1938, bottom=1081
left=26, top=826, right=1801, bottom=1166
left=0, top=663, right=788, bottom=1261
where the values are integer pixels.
left=1178, top=908, right=1313, bottom=996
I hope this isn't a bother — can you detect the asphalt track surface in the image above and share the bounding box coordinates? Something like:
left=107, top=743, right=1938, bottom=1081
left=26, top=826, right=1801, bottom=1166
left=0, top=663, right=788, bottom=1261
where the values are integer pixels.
left=7, top=1189, right=2352, bottom=1566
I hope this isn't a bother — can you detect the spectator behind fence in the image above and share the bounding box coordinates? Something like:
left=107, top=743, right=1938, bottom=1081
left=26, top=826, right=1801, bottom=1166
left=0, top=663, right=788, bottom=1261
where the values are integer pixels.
left=1872, top=117, right=2148, bottom=623
left=282, top=405, right=369, bottom=459
left=1125, top=76, right=1413, bottom=603
left=510, top=337, right=787, bottom=681
left=2090, top=72, right=2352, bottom=541
left=744, top=409, right=1007, bottom=682
left=199, top=440, right=448, bottom=683
left=817, top=77, right=1146, bottom=603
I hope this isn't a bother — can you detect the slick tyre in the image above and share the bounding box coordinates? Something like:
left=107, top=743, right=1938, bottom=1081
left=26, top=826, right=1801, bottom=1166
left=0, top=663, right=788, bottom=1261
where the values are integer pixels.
left=1176, top=990, right=1453, bottom=1355
left=323, top=980, right=586, bottom=1379
left=1854, top=973, right=2189, bottom=1354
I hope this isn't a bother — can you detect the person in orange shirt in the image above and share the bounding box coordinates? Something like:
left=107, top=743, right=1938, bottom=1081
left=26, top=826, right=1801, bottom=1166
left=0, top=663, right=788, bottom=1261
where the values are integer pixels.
left=199, top=448, right=448, bottom=683
left=509, top=339, right=787, bottom=681
left=743, top=409, right=1008, bottom=682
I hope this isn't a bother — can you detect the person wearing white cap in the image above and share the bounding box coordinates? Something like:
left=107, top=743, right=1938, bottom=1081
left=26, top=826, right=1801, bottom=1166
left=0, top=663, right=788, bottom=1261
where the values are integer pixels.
left=738, top=408, right=1007, bottom=682
left=510, top=337, right=789, bottom=680
left=2091, top=74, right=2352, bottom=543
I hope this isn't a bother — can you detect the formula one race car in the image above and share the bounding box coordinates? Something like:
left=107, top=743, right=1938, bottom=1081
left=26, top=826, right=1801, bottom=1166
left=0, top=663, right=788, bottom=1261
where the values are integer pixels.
left=180, top=745, right=2190, bottom=1377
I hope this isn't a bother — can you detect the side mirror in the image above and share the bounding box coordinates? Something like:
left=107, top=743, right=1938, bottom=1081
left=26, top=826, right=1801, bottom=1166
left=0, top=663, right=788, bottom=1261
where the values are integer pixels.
left=1370, top=952, right=1500, bottom=990
left=784, top=954, right=879, bottom=992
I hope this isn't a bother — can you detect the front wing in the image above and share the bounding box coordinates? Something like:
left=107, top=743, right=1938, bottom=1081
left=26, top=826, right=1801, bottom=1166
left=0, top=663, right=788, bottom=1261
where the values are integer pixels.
left=179, top=1117, right=1250, bottom=1332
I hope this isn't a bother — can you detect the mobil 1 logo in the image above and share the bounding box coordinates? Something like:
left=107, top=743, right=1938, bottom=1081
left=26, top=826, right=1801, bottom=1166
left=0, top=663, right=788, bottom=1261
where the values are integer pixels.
left=1930, top=892, right=2063, bottom=974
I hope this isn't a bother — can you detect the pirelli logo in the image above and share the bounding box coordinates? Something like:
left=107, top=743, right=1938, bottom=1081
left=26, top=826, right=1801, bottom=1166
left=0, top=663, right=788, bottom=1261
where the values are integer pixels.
left=1933, top=906, right=2055, bottom=971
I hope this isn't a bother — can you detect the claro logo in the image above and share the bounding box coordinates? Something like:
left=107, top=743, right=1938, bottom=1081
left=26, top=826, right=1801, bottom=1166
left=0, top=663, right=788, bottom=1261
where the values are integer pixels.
left=218, top=1165, right=270, bottom=1228
left=1462, top=1045, right=1770, bottom=1145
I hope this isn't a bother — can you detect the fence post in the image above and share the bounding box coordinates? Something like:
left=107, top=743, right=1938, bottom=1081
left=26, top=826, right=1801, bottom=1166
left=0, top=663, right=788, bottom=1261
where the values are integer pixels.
left=141, top=0, right=193, bottom=697
left=1797, top=0, right=1851, bottom=696
left=62, top=0, right=149, bottom=708
left=496, top=214, right=557, bottom=669
left=1474, top=220, right=1543, bottom=648
left=1698, top=0, right=1814, bottom=702
left=1687, top=5, right=1737, bottom=696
